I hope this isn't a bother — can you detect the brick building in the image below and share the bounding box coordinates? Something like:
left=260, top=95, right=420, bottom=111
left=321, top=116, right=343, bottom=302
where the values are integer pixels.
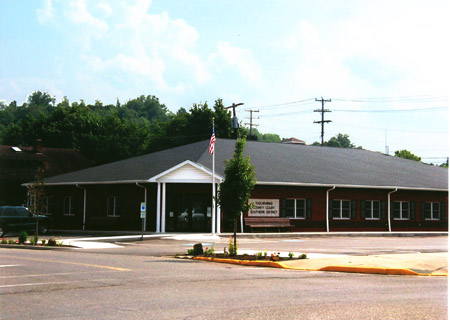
left=32, top=139, right=448, bottom=233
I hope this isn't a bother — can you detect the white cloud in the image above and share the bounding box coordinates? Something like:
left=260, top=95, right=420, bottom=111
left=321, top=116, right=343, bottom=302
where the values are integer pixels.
left=211, top=41, right=262, bottom=85
left=36, top=0, right=54, bottom=24
left=64, top=0, right=108, bottom=37
left=96, top=3, right=112, bottom=17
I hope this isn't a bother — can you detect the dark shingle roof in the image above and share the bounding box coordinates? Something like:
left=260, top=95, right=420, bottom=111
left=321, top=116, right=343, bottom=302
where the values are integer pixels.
left=42, top=139, right=448, bottom=190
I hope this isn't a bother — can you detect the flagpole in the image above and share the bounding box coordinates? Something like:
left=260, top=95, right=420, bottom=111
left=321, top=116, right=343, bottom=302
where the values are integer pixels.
left=211, top=118, right=216, bottom=235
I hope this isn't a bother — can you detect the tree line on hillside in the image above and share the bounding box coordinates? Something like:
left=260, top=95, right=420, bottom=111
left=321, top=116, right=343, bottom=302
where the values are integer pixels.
left=1, top=91, right=445, bottom=167
left=0, top=91, right=280, bottom=165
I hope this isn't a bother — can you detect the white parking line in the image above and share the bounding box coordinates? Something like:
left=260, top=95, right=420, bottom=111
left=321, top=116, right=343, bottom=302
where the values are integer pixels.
left=0, top=265, right=21, bottom=268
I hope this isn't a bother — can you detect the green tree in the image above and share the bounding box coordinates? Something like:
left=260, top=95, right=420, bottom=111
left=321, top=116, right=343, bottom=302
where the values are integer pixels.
left=394, top=149, right=421, bottom=162
left=312, top=133, right=362, bottom=149
left=217, top=138, right=256, bottom=254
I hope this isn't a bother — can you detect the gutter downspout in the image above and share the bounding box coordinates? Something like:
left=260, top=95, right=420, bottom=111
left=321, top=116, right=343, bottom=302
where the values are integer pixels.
left=326, top=186, right=336, bottom=233
left=76, top=184, right=86, bottom=231
left=136, top=183, right=147, bottom=232
left=387, top=188, right=398, bottom=233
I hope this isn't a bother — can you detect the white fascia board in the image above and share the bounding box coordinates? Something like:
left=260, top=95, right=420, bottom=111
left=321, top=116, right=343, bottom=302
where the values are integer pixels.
left=149, top=160, right=223, bottom=182
left=256, top=181, right=448, bottom=192
left=23, top=179, right=152, bottom=187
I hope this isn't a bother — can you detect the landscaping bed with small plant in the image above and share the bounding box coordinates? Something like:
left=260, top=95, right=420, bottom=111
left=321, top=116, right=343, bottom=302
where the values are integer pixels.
left=182, top=238, right=307, bottom=262
left=1, top=231, right=68, bottom=248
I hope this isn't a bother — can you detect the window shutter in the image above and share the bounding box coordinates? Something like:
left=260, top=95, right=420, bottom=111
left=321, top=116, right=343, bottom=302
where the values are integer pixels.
left=306, top=199, right=312, bottom=219
left=280, top=199, right=286, bottom=218
left=440, top=202, right=446, bottom=221
left=420, top=202, right=425, bottom=220
left=328, top=200, right=333, bottom=219
left=351, top=200, right=357, bottom=219
left=360, top=201, right=366, bottom=219
left=410, top=201, right=415, bottom=220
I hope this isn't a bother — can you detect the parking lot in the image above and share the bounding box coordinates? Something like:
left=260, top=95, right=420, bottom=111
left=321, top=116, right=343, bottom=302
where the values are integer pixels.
left=1, top=234, right=447, bottom=319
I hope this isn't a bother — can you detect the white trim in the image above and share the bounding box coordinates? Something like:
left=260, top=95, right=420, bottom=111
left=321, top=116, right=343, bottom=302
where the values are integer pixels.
left=284, top=198, right=306, bottom=219
left=161, top=183, right=166, bottom=233
left=364, top=200, right=381, bottom=220
left=156, top=183, right=161, bottom=233
left=149, top=160, right=223, bottom=183
left=26, top=177, right=445, bottom=192
left=424, top=202, right=441, bottom=220
left=257, top=181, right=447, bottom=192
left=331, top=199, right=352, bottom=220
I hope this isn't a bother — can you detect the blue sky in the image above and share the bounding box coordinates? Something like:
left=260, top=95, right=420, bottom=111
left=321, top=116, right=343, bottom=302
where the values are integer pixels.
left=0, top=0, right=448, bottom=164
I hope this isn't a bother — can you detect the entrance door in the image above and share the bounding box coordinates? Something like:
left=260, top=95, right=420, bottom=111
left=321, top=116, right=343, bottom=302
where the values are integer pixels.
left=166, top=195, right=211, bottom=232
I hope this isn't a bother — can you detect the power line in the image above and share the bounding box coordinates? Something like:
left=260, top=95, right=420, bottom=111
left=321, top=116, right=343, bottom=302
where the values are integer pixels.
left=334, top=106, right=447, bottom=113
left=253, top=98, right=315, bottom=110
left=333, top=95, right=447, bottom=103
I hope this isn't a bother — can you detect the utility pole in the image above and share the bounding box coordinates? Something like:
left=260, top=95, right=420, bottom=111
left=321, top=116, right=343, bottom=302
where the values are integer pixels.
left=313, top=97, right=332, bottom=145
left=226, top=102, right=244, bottom=139
left=245, top=110, right=259, bottom=139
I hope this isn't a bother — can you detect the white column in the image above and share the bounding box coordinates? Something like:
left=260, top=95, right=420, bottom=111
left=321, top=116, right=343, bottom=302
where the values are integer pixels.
left=156, top=182, right=161, bottom=233
left=143, top=186, right=147, bottom=232
left=161, top=182, right=166, bottom=233
left=211, top=152, right=216, bottom=234
left=216, top=183, right=221, bottom=234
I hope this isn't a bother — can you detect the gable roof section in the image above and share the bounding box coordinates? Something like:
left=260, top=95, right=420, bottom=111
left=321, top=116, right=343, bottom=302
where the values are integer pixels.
left=150, top=160, right=222, bottom=183
left=41, top=139, right=448, bottom=190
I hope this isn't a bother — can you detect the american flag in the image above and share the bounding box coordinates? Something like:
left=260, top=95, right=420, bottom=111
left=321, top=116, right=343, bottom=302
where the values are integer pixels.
left=208, top=126, right=216, bottom=154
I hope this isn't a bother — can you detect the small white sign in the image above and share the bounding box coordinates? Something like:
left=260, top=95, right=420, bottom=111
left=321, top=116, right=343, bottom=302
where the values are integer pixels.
left=140, top=202, right=146, bottom=212
left=249, top=199, right=280, bottom=217
left=140, top=211, right=146, bottom=219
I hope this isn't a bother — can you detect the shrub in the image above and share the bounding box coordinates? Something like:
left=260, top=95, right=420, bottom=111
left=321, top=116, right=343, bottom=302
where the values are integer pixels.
left=1, top=238, right=7, bottom=244
left=228, top=237, right=237, bottom=256
left=288, top=252, right=294, bottom=259
left=30, top=235, right=39, bottom=246
left=299, top=253, right=307, bottom=259
left=186, top=248, right=195, bottom=255
left=256, top=252, right=263, bottom=259
left=204, top=247, right=215, bottom=257
left=47, top=237, right=57, bottom=246
left=18, top=231, right=28, bottom=244
left=41, top=239, right=46, bottom=246
left=193, top=243, right=203, bottom=256
left=8, top=239, right=15, bottom=244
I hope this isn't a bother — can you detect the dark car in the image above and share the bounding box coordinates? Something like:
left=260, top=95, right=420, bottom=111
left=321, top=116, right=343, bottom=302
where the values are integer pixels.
left=0, top=206, right=50, bottom=237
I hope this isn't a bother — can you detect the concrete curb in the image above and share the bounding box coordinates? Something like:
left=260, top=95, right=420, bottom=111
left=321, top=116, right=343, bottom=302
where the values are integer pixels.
left=0, top=243, right=74, bottom=251
left=192, top=256, right=448, bottom=276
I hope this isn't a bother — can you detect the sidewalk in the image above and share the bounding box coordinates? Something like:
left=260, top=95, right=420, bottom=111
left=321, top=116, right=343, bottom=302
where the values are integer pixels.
left=194, top=251, right=448, bottom=276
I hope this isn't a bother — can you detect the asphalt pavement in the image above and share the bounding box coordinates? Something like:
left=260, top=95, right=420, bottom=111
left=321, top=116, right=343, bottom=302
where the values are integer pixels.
left=3, top=231, right=445, bottom=276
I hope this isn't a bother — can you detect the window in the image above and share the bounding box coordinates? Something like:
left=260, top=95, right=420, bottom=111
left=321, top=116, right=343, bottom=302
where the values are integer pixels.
left=285, top=199, right=306, bottom=219
left=424, top=202, right=440, bottom=220
left=64, top=196, right=74, bottom=216
left=332, top=200, right=351, bottom=219
left=363, top=200, right=380, bottom=220
left=393, top=201, right=410, bottom=220
left=107, top=196, right=118, bottom=217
